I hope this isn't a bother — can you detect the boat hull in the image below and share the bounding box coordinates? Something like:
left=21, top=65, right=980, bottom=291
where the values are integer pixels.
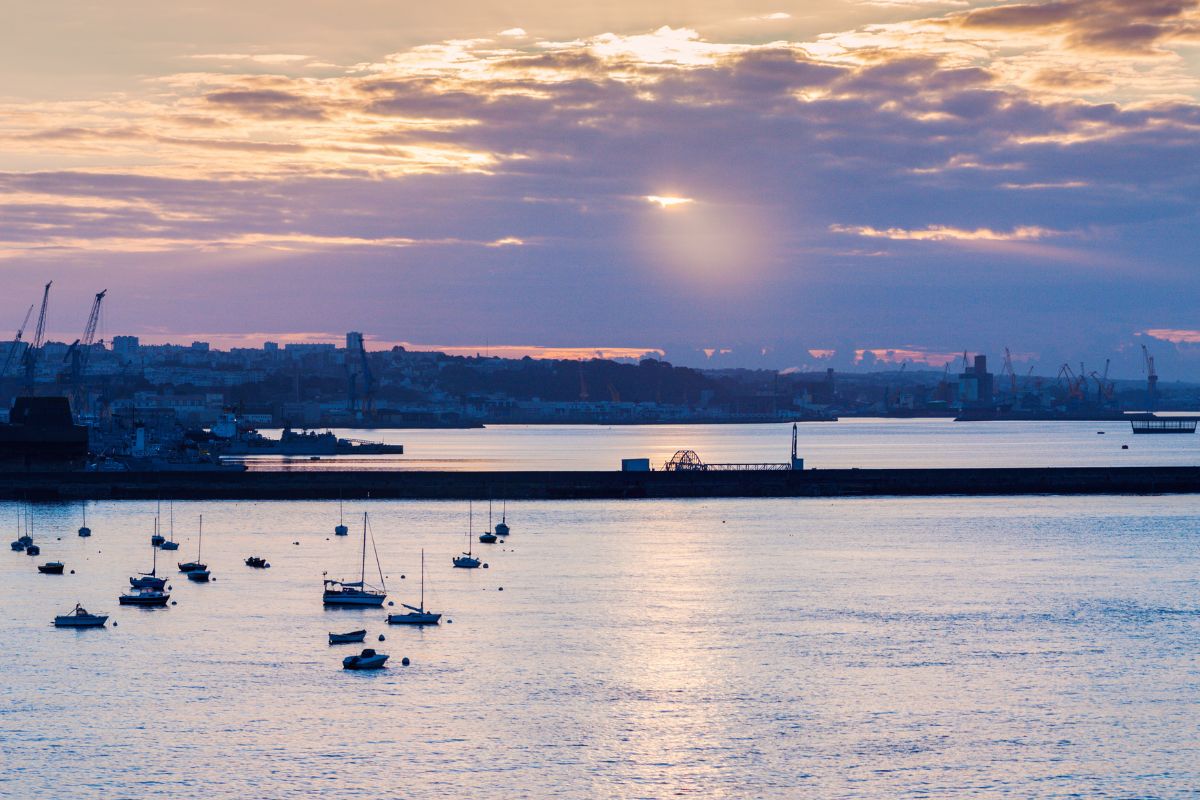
left=342, top=655, right=388, bottom=670
left=130, top=576, right=166, bottom=590
left=323, top=593, right=386, bottom=607
left=387, top=612, right=441, bottom=625
left=118, top=594, right=170, bottom=606
left=38, top=563, right=64, bottom=574
left=186, top=570, right=210, bottom=582
left=329, top=630, right=367, bottom=644
left=54, top=616, right=107, bottom=628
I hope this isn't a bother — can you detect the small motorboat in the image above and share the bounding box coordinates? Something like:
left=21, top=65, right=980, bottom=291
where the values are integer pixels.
left=342, top=648, right=388, bottom=670
left=78, top=526, right=91, bottom=538
left=159, top=540, right=179, bottom=551
left=387, top=550, right=441, bottom=625
left=185, top=569, right=210, bottom=582
left=245, top=556, right=270, bottom=568
left=118, top=588, right=170, bottom=606
left=25, top=544, right=40, bottom=556
left=53, top=603, right=108, bottom=628
left=329, top=629, right=367, bottom=645
left=38, top=561, right=65, bottom=575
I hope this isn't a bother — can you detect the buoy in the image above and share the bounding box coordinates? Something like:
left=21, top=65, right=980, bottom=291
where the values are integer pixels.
left=1122, top=445, right=1129, bottom=450
left=400, top=575, right=405, bottom=579
left=57, top=537, right=61, bottom=541
left=378, top=634, right=386, bottom=641
left=483, top=563, right=489, bottom=569
left=265, top=563, right=270, bottom=568
left=293, top=541, right=300, bottom=545
left=401, top=657, right=410, bottom=666
left=498, top=587, right=504, bottom=591
left=70, top=570, right=75, bottom=574
left=171, top=601, right=177, bottom=605
left=447, top=619, right=453, bottom=623
left=387, top=601, right=394, bottom=606
left=112, top=621, right=117, bottom=627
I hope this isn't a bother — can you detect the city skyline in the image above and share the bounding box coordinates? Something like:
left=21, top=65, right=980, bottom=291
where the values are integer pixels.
left=2, top=1, right=1199, bottom=376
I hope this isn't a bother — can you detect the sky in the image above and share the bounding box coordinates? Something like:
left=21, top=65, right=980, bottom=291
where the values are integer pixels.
left=1, top=0, right=1199, bottom=378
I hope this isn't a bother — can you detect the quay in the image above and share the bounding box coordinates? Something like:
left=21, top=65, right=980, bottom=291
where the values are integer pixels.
left=1, top=466, right=1199, bottom=500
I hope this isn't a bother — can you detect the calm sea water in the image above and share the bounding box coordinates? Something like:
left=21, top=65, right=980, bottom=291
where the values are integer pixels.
left=247, top=418, right=1200, bottom=471
left=3, top=424, right=1200, bottom=798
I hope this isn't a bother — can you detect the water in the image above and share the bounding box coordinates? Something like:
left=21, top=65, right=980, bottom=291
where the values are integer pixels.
left=4, top=423, right=1200, bottom=798
left=246, top=418, right=1200, bottom=471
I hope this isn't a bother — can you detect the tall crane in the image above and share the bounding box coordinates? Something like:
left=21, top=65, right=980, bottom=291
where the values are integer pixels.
left=1141, top=344, right=1158, bottom=410
left=22, top=281, right=52, bottom=395
left=63, top=289, right=106, bottom=414
left=0, top=304, right=34, bottom=382
left=1001, top=347, right=1018, bottom=396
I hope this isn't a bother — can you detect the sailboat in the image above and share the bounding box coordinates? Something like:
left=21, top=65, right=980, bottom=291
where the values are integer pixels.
left=479, top=502, right=497, bottom=544
left=494, top=502, right=510, bottom=537
left=335, top=496, right=348, bottom=536
left=78, top=502, right=91, bottom=537
left=10, top=505, right=32, bottom=551
left=452, top=503, right=482, bottom=569
left=323, top=512, right=387, bottom=606
left=160, top=501, right=180, bottom=550
left=182, top=515, right=210, bottom=581
left=130, top=539, right=167, bottom=590
left=23, top=508, right=39, bottom=556
left=387, top=549, right=441, bottom=625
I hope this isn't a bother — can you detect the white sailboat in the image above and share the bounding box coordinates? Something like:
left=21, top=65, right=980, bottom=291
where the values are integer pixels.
left=387, top=549, right=441, bottom=625
left=452, top=503, right=482, bottom=569
left=323, top=512, right=387, bottom=606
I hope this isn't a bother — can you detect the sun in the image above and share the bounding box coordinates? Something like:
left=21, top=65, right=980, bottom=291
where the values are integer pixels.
left=644, top=195, right=694, bottom=209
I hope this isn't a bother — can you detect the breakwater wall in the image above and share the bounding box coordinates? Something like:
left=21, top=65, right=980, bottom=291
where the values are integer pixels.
left=1, top=466, right=1199, bottom=500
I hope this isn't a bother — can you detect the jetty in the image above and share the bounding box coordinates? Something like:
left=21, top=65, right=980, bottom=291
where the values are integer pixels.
left=1, top=465, right=1199, bottom=500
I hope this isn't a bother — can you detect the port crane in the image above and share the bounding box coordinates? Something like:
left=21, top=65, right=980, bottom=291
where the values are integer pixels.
left=21, top=281, right=52, bottom=395
left=1001, top=347, right=1018, bottom=396
left=345, top=332, right=375, bottom=421
left=0, top=304, right=34, bottom=382
left=62, top=289, right=106, bottom=414
left=1141, top=344, right=1158, bottom=410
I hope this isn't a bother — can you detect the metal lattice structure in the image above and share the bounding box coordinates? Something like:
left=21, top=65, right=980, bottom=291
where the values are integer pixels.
left=663, top=450, right=707, bottom=471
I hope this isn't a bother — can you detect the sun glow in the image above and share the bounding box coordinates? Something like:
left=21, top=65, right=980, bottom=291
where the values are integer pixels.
left=645, top=195, right=694, bottom=209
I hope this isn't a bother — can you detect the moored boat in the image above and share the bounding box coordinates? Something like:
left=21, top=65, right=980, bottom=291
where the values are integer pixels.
left=323, top=512, right=387, bottom=607
left=245, top=556, right=270, bottom=568
left=53, top=603, right=108, bottom=628
left=130, top=540, right=166, bottom=590
left=178, top=515, right=208, bottom=574
left=37, top=561, right=64, bottom=574
left=453, top=503, right=482, bottom=569
left=387, top=550, right=441, bottom=626
left=118, top=587, right=170, bottom=606
left=329, top=629, right=367, bottom=645
left=342, top=648, right=388, bottom=670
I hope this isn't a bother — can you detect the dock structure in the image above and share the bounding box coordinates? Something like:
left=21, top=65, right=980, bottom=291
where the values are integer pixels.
left=1, top=465, right=1199, bottom=500
left=1128, top=415, right=1199, bottom=434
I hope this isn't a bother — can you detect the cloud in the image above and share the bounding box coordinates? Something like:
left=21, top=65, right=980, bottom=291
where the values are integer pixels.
left=955, top=0, right=1200, bottom=55
left=2, top=15, right=1200, bottom=372
left=1143, top=329, right=1200, bottom=344
left=830, top=224, right=1063, bottom=241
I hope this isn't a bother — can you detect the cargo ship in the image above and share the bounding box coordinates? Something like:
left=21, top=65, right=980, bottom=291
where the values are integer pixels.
left=206, top=414, right=403, bottom=456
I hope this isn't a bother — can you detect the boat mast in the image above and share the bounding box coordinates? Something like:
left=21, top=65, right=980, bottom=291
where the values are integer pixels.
left=420, top=549, right=425, bottom=610
left=197, top=514, right=203, bottom=561
left=361, top=512, right=368, bottom=585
